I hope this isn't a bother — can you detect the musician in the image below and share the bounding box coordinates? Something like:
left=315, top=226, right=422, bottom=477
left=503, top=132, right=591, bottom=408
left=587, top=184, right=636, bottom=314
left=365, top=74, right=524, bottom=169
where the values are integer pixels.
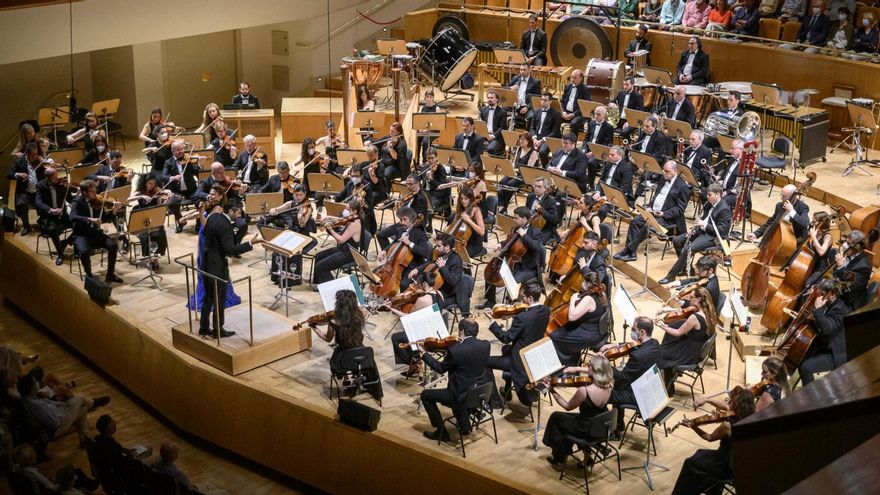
left=356, top=85, right=375, bottom=111
left=376, top=122, right=409, bottom=184
left=497, top=132, right=538, bottom=214
left=194, top=102, right=223, bottom=140
left=447, top=187, right=486, bottom=258
left=138, top=106, right=175, bottom=144
left=485, top=280, right=548, bottom=406
left=582, top=106, right=615, bottom=188
left=548, top=133, right=588, bottom=194
left=672, top=387, right=756, bottom=494
left=559, top=197, right=603, bottom=249
left=542, top=355, right=613, bottom=466
left=614, top=161, right=690, bottom=262
left=35, top=167, right=73, bottom=265
left=658, top=287, right=716, bottom=393
left=679, top=130, right=713, bottom=187
left=524, top=177, right=559, bottom=245
left=377, top=205, right=432, bottom=291
left=390, top=271, right=448, bottom=377
left=414, top=232, right=466, bottom=306
left=530, top=92, right=562, bottom=164
left=665, top=86, right=697, bottom=127
left=384, top=172, right=430, bottom=224
left=599, top=316, right=661, bottom=433
left=451, top=117, right=486, bottom=168
left=231, top=81, right=260, bottom=108
left=660, top=184, right=731, bottom=284
left=87, top=151, right=132, bottom=193
left=7, top=142, right=43, bottom=236
left=78, top=135, right=110, bottom=167
left=315, top=120, right=344, bottom=170
left=832, top=229, right=873, bottom=310
left=312, top=199, right=363, bottom=285
left=696, top=356, right=789, bottom=413
left=143, top=126, right=174, bottom=177
left=479, top=89, right=508, bottom=157
left=209, top=122, right=238, bottom=168
left=163, top=140, right=203, bottom=232
left=505, top=63, right=542, bottom=122
left=259, top=160, right=296, bottom=208
left=801, top=211, right=834, bottom=291
left=560, top=70, right=590, bottom=135
left=520, top=14, right=547, bottom=66
left=709, top=138, right=745, bottom=207
left=615, top=76, right=645, bottom=134
left=631, top=115, right=670, bottom=168
left=551, top=272, right=610, bottom=364
left=481, top=207, right=546, bottom=307
left=232, top=135, right=269, bottom=190
left=592, top=146, right=636, bottom=212
left=270, top=184, right=317, bottom=287
left=69, top=180, right=124, bottom=284
left=419, top=318, right=492, bottom=441
left=745, top=184, right=810, bottom=244
left=414, top=89, right=439, bottom=163
left=421, top=148, right=451, bottom=217
left=674, top=36, right=710, bottom=86
left=66, top=112, right=105, bottom=153
left=12, top=122, right=38, bottom=158
left=131, top=173, right=171, bottom=271
left=729, top=0, right=760, bottom=36
left=798, top=279, right=848, bottom=385
left=665, top=254, right=722, bottom=310
left=624, top=24, right=653, bottom=66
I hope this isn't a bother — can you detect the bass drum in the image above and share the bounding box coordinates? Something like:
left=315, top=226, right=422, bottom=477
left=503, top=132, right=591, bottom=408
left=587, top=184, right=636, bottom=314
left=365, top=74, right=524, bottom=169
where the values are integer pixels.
left=549, top=17, right=612, bottom=67
left=417, top=27, right=477, bottom=92
left=586, top=59, right=624, bottom=104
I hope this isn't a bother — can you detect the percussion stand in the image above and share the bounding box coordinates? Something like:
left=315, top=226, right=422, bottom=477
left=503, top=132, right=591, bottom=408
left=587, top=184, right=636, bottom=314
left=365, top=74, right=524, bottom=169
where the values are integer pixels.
left=842, top=123, right=875, bottom=177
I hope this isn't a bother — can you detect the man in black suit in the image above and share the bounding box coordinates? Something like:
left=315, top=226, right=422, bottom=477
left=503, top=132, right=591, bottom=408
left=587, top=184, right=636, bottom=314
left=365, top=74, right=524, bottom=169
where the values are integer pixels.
left=593, top=146, right=636, bottom=217
left=524, top=177, right=559, bottom=245
left=630, top=116, right=672, bottom=202
left=35, top=167, right=73, bottom=265
left=69, top=180, right=124, bottom=284
left=420, top=318, right=492, bottom=441
left=582, top=106, right=615, bottom=188
left=660, top=183, right=731, bottom=283
left=454, top=117, right=486, bottom=165
left=796, top=1, right=831, bottom=47
left=664, top=254, right=721, bottom=310
left=708, top=138, right=745, bottom=207
left=163, top=140, right=205, bottom=232
left=232, top=135, right=269, bottom=190
left=799, top=279, right=847, bottom=385
left=7, top=142, right=43, bottom=235
left=408, top=233, right=467, bottom=314
left=572, top=230, right=608, bottom=285
left=615, top=77, right=646, bottom=137
left=832, top=229, right=874, bottom=311
left=624, top=24, right=653, bottom=66
left=231, top=82, right=260, bottom=108
left=484, top=281, right=549, bottom=406
left=614, top=161, right=691, bottom=262
left=704, top=91, right=745, bottom=152
left=681, top=130, right=714, bottom=186
left=195, top=163, right=248, bottom=243
left=376, top=205, right=432, bottom=291
left=599, top=316, right=660, bottom=433
left=479, top=90, right=508, bottom=157
left=520, top=14, right=547, bottom=66
left=481, top=207, right=546, bottom=307
left=560, top=70, right=591, bottom=135
left=674, top=36, right=710, bottom=86
left=505, top=64, right=542, bottom=124
left=548, top=133, right=588, bottom=194
left=665, top=86, right=696, bottom=127
left=531, top=92, right=562, bottom=164
left=199, top=198, right=261, bottom=337
left=376, top=122, right=410, bottom=184
left=746, top=184, right=810, bottom=244
left=87, top=151, right=133, bottom=193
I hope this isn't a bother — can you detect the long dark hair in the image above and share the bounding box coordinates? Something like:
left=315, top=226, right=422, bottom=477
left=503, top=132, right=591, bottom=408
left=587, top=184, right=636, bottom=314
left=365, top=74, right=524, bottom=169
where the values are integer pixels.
left=456, top=186, right=477, bottom=214
left=333, top=290, right=364, bottom=348
left=693, top=287, right=718, bottom=334
left=137, top=173, right=160, bottom=195
left=301, top=137, right=316, bottom=164
left=582, top=271, right=608, bottom=307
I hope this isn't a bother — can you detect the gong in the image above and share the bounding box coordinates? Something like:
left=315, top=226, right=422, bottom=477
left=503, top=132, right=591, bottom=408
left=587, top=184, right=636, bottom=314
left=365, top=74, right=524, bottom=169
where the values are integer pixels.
left=432, top=15, right=470, bottom=40
left=549, top=17, right=612, bottom=67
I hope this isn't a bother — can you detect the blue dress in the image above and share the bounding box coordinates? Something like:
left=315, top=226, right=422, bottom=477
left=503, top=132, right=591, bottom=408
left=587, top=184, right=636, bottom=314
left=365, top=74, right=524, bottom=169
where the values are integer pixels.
left=186, top=213, right=241, bottom=310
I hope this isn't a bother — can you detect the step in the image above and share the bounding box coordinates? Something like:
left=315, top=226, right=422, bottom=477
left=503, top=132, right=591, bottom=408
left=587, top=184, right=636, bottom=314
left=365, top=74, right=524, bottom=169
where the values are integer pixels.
left=313, top=88, right=343, bottom=98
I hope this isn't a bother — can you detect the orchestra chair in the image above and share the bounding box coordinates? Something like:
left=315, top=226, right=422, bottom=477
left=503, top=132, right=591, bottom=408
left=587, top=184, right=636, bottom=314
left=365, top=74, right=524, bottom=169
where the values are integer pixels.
left=70, top=246, right=106, bottom=281
left=444, top=274, right=475, bottom=331
left=616, top=403, right=676, bottom=454
left=758, top=18, right=782, bottom=40
left=755, top=136, right=792, bottom=197
left=559, top=409, right=621, bottom=495
left=669, top=333, right=718, bottom=404
left=578, top=308, right=614, bottom=367
left=329, top=346, right=383, bottom=406
left=35, top=228, right=68, bottom=258
left=708, top=292, right=726, bottom=369
left=780, top=21, right=801, bottom=42
left=439, top=382, right=498, bottom=458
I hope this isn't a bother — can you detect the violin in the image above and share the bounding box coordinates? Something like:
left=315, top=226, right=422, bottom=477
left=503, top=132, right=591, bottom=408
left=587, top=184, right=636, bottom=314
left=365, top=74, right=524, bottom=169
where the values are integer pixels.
left=219, top=134, right=238, bottom=159
left=526, top=374, right=594, bottom=390
left=669, top=278, right=709, bottom=303
left=397, top=335, right=460, bottom=352
left=656, top=306, right=698, bottom=325
left=749, top=378, right=772, bottom=397
left=292, top=310, right=335, bottom=331
left=668, top=409, right=737, bottom=433
left=324, top=214, right=359, bottom=230
left=485, top=302, right=530, bottom=319
left=113, top=167, right=133, bottom=179
left=603, top=341, right=638, bottom=360
left=380, top=286, right=426, bottom=314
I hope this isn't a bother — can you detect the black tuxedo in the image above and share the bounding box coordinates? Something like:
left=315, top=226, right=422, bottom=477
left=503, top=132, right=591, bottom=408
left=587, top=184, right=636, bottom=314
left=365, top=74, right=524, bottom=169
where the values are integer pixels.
left=560, top=82, right=591, bottom=134
left=624, top=37, right=653, bottom=66
left=260, top=174, right=296, bottom=203
left=754, top=200, right=810, bottom=243
left=376, top=223, right=432, bottom=290
left=530, top=107, right=562, bottom=141
left=415, top=251, right=463, bottom=304
left=667, top=199, right=731, bottom=278
left=682, top=145, right=714, bottom=186
left=596, top=159, right=636, bottom=201
left=575, top=246, right=608, bottom=286
left=834, top=252, right=873, bottom=311
left=799, top=297, right=847, bottom=384
left=453, top=132, right=486, bottom=164
left=421, top=336, right=492, bottom=431
left=479, top=105, right=509, bottom=156
left=233, top=150, right=270, bottom=190
left=488, top=304, right=550, bottom=405
left=632, top=130, right=670, bottom=164
left=623, top=175, right=691, bottom=256
left=675, top=49, right=710, bottom=86
left=86, top=165, right=130, bottom=193
left=526, top=193, right=560, bottom=244
left=505, top=75, right=542, bottom=107
left=68, top=195, right=119, bottom=278
left=520, top=28, right=548, bottom=65
left=549, top=148, right=588, bottom=193
left=484, top=224, right=545, bottom=305
left=612, top=338, right=660, bottom=393
left=665, top=98, right=696, bottom=127
left=7, top=156, right=43, bottom=229
left=199, top=212, right=254, bottom=332
left=35, top=179, right=73, bottom=254
left=614, top=89, right=645, bottom=128
left=162, top=156, right=200, bottom=196
left=231, top=93, right=260, bottom=108
left=583, top=119, right=615, bottom=187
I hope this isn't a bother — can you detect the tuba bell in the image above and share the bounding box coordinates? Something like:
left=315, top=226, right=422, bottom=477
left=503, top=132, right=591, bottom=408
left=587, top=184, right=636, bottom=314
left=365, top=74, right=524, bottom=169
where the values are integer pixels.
left=704, top=111, right=761, bottom=140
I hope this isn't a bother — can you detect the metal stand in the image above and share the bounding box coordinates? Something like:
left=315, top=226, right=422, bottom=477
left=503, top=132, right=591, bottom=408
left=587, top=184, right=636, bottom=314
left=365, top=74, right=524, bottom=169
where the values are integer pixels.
left=842, top=125, right=878, bottom=177
left=268, top=254, right=302, bottom=317
left=630, top=229, right=663, bottom=301
left=131, top=221, right=163, bottom=290
left=517, top=389, right=549, bottom=451
left=622, top=419, right=669, bottom=490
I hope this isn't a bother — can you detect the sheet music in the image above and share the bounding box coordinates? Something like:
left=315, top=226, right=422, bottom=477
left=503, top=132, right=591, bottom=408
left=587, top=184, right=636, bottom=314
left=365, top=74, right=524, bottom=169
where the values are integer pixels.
left=500, top=260, right=521, bottom=300
left=632, top=365, right=670, bottom=420
left=613, top=284, right=639, bottom=328
left=317, top=274, right=365, bottom=311
left=522, top=338, right=564, bottom=382
left=269, top=230, right=310, bottom=253
left=729, top=287, right=747, bottom=324
left=401, top=304, right=449, bottom=347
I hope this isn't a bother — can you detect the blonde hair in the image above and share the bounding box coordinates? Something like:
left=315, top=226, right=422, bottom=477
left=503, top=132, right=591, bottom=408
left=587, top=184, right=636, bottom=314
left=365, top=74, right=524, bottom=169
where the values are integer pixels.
left=590, top=355, right=614, bottom=389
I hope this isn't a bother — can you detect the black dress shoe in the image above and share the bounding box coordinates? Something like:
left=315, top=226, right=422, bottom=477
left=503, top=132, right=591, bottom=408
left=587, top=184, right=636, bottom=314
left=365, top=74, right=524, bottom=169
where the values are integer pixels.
left=198, top=329, right=212, bottom=337
left=105, top=274, right=124, bottom=284
left=423, top=428, right=451, bottom=442
left=658, top=277, right=674, bottom=285
left=20, top=227, right=31, bottom=236
left=618, top=253, right=637, bottom=262
left=219, top=329, right=236, bottom=338
left=175, top=224, right=184, bottom=234
left=612, top=250, right=630, bottom=260
left=55, top=256, right=64, bottom=266
left=92, top=396, right=111, bottom=408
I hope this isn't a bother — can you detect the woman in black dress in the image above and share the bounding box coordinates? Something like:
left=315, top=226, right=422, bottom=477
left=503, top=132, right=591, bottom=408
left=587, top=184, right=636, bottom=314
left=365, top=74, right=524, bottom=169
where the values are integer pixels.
left=497, top=131, right=539, bottom=214
left=542, top=354, right=614, bottom=466
left=131, top=173, right=171, bottom=271
left=449, top=186, right=486, bottom=258
left=672, top=387, right=756, bottom=495
left=658, top=287, right=716, bottom=392
left=801, top=211, right=834, bottom=290
left=389, top=271, right=446, bottom=376
left=142, top=125, right=175, bottom=177
left=551, top=272, right=608, bottom=365
left=311, top=198, right=362, bottom=285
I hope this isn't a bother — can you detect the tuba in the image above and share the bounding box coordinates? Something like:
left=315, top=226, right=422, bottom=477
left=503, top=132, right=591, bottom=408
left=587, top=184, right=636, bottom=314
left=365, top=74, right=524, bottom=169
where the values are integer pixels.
left=704, top=111, right=761, bottom=140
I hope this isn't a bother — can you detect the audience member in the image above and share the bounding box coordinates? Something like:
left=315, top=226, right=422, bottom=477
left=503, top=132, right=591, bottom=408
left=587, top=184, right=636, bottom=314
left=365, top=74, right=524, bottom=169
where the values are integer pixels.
left=17, top=375, right=109, bottom=447
left=707, top=0, right=734, bottom=32
left=852, top=12, right=879, bottom=52
left=152, top=441, right=192, bottom=491
left=729, top=0, right=761, bottom=36
left=683, top=0, right=712, bottom=30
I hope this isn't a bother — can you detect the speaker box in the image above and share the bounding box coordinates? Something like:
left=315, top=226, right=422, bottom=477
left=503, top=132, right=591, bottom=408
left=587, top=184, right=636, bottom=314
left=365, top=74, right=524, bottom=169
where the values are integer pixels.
left=0, top=207, right=17, bottom=234
left=337, top=399, right=380, bottom=432
left=84, top=276, right=112, bottom=305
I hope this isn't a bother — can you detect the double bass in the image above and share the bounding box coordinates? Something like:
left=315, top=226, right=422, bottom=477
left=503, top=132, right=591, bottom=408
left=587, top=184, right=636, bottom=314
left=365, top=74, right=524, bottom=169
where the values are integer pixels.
left=740, top=172, right=817, bottom=308
left=369, top=216, right=424, bottom=298
left=545, top=238, right=609, bottom=310
left=548, top=198, right=605, bottom=278
left=847, top=204, right=880, bottom=267
left=484, top=210, right=541, bottom=287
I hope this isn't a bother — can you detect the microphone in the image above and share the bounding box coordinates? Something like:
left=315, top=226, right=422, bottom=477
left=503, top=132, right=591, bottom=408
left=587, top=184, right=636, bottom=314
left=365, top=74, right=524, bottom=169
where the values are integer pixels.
left=68, top=96, right=77, bottom=124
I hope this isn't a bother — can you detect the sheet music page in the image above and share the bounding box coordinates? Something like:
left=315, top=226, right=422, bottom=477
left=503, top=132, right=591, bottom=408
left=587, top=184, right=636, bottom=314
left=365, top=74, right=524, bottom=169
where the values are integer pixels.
left=317, top=274, right=363, bottom=311
left=271, top=230, right=310, bottom=253
left=401, top=304, right=449, bottom=345
left=632, top=365, right=670, bottom=420
left=730, top=287, right=747, bottom=324
left=613, top=284, right=639, bottom=328
left=522, top=339, right=564, bottom=382
left=500, top=260, right=521, bottom=300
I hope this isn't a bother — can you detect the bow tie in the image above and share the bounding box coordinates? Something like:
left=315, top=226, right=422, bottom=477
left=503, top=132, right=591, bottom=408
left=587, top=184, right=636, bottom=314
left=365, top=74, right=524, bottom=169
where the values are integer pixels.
left=541, top=109, right=548, bottom=113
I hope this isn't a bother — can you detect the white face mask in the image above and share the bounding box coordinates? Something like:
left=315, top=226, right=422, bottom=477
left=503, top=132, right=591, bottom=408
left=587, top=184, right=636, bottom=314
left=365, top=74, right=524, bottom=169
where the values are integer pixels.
left=467, top=171, right=476, bottom=178
left=351, top=177, right=362, bottom=185
left=630, top=330, right=639, bottom=341
left=158, top=134, right=168, bottom=142
left=813, top=7, right=822, bottom=15
left=96, top=145, right=106, bottom=152
left=863, top=18, right=871, bottom=26
left=342, top=208, right=351, bottom=217
left=839, top=14, right=847, bottom=21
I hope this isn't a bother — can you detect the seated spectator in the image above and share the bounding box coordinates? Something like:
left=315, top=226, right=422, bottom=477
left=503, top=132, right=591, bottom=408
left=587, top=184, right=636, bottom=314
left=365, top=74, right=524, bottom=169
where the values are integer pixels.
left=55, top=464, right=100, bottom=495
left=707, top=0, right=734, bottom=32
left=619, top=0, right=640, bottom=19
left=822, top=7, right=854, bottom=51
left=827, top=0, right=856, bottom=23
left=641, top=0, right=664, bottom=23
left=683, top=0, right=712, bottom=30
left=92, top=414, right=129, bottom=469
left=729, top=0, right=761, bottom=36
left=852, top=12, right=880, bottom=52
left=12, top=443, right=58, bottom=493
left=661, top=0, right=686, bottom=28
left=152, top=441, right=192, bottom=491
left=779, top=0, right=806, bottom=22
left=759, top=0, right=781, bottom=17
left=17, top=375, right=109, bottom=447
left=797, top=0, right=831, bottom=46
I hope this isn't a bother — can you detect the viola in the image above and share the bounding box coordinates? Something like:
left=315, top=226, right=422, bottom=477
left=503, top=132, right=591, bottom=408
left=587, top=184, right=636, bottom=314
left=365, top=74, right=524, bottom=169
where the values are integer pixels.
left=369, top=216, right=424, bottom=298
left=292, top=310, right=335, bottom=331
left=324, top=214, right=359, bottom=230
left=397, top=335, right=460, bottom=352
left=487, top=302, right=530, bottom=319
left=379, top=286, right=427, bottom=314
left=668, top=409, right=737, bottom=433
left=526, top=374, right=594, bottom=390
left=658, top=306, right=698, bottom=325
left=546, top=284, right=606, bottom=336
left=484, top=210, right=542, bottom=287
left=750, top=378, right=772, bottom=397
left=603, top=341, right=638, bottom=360
left=669, top=277, right=709, bottom=302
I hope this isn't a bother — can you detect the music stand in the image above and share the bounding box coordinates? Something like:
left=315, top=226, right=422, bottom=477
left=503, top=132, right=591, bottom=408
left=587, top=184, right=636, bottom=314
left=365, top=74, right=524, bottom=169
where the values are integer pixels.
left=641, top=67, right=673, bottom=88
left=843, top=100, right=880, bottom=176
left=128, top=204, right=168, bottom=290
left=245, top=192, right=284, bottom=217
left=677, top=164, right=701, bottom=189
left=352, top=111, right=381, bottom=140
left=105, top=184, right=131, bottom=204
left=492, top=47, right=527, bottom=65
left=519, top=165, right=553, bottom=188
left=501, top=130, right=521, bottom=152
left=472, top=119, right=490, bottom=138
left=492, top=88, right=519, bottom=108
left=587, top=143, right=612, bottom=161
left=751, top=82, right=781, bottom=106
left=176, top=133, right=206, bottom=150
left=251, top=222, right=284, bottom=269
left=548, top=170, right=581, bottom=197
left=91, top=99, right=120, bottom=137
left=263, top=229, right=313, bottom=315
left=434, top=146, right=472, bottom=170
left=716, top=134, right=735, bottom=153
left=47, top=148, right=84, bottom=169
left=577, top=100, right=602, bottom=120
left=530, top=95, right=562, bottom=113
left=412, top=112, right=447, bottom=138
left=336, top=149, right=369, bottom=169
left=630, top=205, right=667, bottom=301
left=628, top=151, right=662, bottom=175
left=349, top=245, right=381, bottom=284
left=482, top=154, right=516, bottom=180
left=544, top=137, right=563, bottom=154
left=625, top=109, right=652, bottom=130
left=664, top=118, right=693, bottom=142
left=68, top=165, right=100, bottom=185
left=376, top=39, right=408, bottom=56
left=307, top=173, right=344, bottom=210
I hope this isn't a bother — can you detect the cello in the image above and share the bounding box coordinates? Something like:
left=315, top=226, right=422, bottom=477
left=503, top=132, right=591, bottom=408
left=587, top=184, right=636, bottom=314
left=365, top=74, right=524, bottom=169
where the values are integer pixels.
left=369, top=216, right=423, bottom=298
left=545, top=238, right=609, bottom=310
left=847, top=204, right=880, bottom=267
left=444, top=201, right=479, bottom=248
left=775, top=286, right=820, bottom=374
left=483, top=210, right=542, bottom=287
left=546, top=282, right=606, bottom=336
left=548, top=198, right=605, bottom=277
left=740, top=172, right=817, bottom=308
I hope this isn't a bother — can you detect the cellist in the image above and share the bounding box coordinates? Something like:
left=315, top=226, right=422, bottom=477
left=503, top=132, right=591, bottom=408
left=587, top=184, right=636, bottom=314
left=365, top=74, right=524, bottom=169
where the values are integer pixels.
left=798, top=279, right=847, bottom=385
left=478, top=206, right=546, bottom=308
left=448, top=186, right=486, bottom=258
left=831, top=229, right=874, bottom=311
left=407, top=233, right=465, bottom=314
left=745, top=184, right=810, bottom=244
left=375, top=206, right=432, bottom=291
left=548, top=272, right=609, bottom=365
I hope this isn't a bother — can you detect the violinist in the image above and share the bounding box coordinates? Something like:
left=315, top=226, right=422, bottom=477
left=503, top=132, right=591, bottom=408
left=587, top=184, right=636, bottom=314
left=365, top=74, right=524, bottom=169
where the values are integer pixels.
left=480, top=206, right=546, bottom=308
left=66, top=112, right=105, bottom=153
left=209, top=122, right=238, bottom=168
left=797, top=280, right=848, bottom=385
left=547, top=133, right=588, bottom=194
left=497, top=132, right=538, bottom=214
left=376, top=206, right=432, bottom=291
left=389, top=271, right=446, bottom=377
left=408, top=233, right=466, bottom=313
left=599, top=316, right=660, bottom=434
left=12, top=122, right=38, bottom=158
left=659, top=183, right=731, bottom=284
left=233, top=135, right=269, bottom=190
left=311, top=198, right=363, bottom=285
left=421, top=148, right=450, bottom=216
left=745, top=184, right=810, bottom=244
left=315, top=120, right=344, bottom=171
left=35, top=167, right=74, bottom=265
left=77, top=135, right=110, bottom=167
left=696, top=356, right=789, bottom=413
left=163, top=140, right=204, bottom=232
left=269, top=184, right=317, bottom=287
left=664, top=254, right=721, bottom=310
left=420, top=319, right=492, bottom=442
left=87, top=151, right=132, bottom=193
left=259, top=161, right=296, bottom=205
left=485, top=280, right=548, bottom=407
left=231, top=82, right=260, bottom=109
left=525, top=177, right=559, bottom=245
left=453, top=117, right=485, bottom=167
left=142, top=125, right=175, bottom=176
left=591, top=146, right=635, bottom=215
left=658, top=287, right=717, bottom=394
left=131, top=173, right=171, bottom=271
left=263, top=167, right=304, bottom=228
left=195, top=163, right=248, bottom=243
left=7, top=142, right=42, bottom=236
left=542, top=355, right=613, bottom=467
left=671, top=387, right=756, bottom=495
left=800, top=211, right=834, bottom=291
left=549, top=272, right=610, bottom=364
left=374, top=122, right=409, bottom=184
left=69, top=180, right=123, bottom=284
left=831, top=229, right=873, bottom=311
left=138, top=107, right=180, bottom=145
left=335, top=146, right=386, bottom=235
left=414, top=89, right=439, bottom=163
left=293, top=138, right=321, bottom=186
left=194, top=102, right=223, bottom=141
left=479, top=89, right=509, bottom=156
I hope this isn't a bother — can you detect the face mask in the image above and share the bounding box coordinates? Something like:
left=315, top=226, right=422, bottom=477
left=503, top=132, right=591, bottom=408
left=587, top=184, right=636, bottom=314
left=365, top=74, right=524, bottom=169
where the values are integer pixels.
left=158, top=134, right=168, bottom=142
left=468, top=171, right=476, bottom=178
left=839, top=13, right=847, bottom=21
left=813, top=7, right=821, bottom=15
left=630, top=330, right=639, bottom=341
left=342, top=208, right=351, bottom=217
left=863, top=18, right=870, bottom=26
left=351, top=177, right=362, bottom=185
left=97, top=145, right=106, bottom=152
